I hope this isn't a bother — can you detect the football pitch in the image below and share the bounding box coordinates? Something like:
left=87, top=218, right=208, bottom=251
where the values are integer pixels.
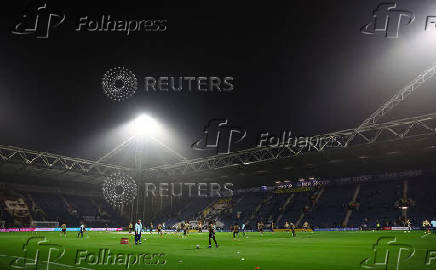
left=0, top=231, right=434, bottom=270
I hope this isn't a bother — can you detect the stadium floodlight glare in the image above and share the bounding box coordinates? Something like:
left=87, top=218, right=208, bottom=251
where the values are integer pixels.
left=128, top=114, right=160, bottom=137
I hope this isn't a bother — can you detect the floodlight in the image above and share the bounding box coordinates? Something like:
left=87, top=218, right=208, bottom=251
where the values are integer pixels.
left=128, top=114, right=160, bottom=136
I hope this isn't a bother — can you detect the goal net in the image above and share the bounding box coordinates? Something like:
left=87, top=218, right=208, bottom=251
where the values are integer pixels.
left=30, top=221, right=59, bottom=228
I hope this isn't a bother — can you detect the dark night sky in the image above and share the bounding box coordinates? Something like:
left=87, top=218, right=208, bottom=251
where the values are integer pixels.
left=1, top=0, right=436, bottom=168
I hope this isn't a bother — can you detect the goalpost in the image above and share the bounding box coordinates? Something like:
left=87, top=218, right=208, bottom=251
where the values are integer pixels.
left=30, top=221, right=59, bottom=228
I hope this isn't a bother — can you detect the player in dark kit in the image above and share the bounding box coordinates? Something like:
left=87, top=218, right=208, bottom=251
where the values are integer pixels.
left=183, top=221, right=188, bottom=237
left=258, top=221, right=264, bottom=235
left=60, top=223, right=67, bottom=238
left=208, top=221, right=218, bottom=248
left=77, top=223, right=85, bottom=238
left=290, top=222, right=296, bottom=237
left=232, top=223, right=239, bottom=239
left=157, top=224, right=163, bottom=237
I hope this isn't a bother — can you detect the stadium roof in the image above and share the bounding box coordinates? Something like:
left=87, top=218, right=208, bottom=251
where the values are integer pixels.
left=0, top=122, right=435, bottom=188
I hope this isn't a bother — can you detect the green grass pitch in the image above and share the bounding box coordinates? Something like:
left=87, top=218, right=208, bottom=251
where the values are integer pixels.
left=0, top=231, right=434, bottom=270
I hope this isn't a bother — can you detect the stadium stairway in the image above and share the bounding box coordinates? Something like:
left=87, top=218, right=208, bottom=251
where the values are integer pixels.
left=342, top=184, right=361, bottom=227
left=348, top=181, right=401, bottom=227
left=167, top=197, right=215, bottom=225
left=401, top=180, right=408, bottom=219
left=306, top=185, right=354, bottom=228
left=280, top=193, right=309, bottom=226
left=407, top=176, right=436, bottom=224
left=220, top=192, right=268, bottom=229
left=0, top=196, right=14, bottom=226
left=247, top=193, right=273, bottom=226
left=276, top=193, right=295, bottom=226
left=30, top=192, right=75, bottom=224
left=25, top=193, right=46, bottom=221
left=214, top=195, right=246, bottom=226
left=294, top=187, right=323, bottom=227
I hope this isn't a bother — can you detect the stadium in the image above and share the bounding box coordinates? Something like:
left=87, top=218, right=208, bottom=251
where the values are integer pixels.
left=1, top=1, right=436, bottom=270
